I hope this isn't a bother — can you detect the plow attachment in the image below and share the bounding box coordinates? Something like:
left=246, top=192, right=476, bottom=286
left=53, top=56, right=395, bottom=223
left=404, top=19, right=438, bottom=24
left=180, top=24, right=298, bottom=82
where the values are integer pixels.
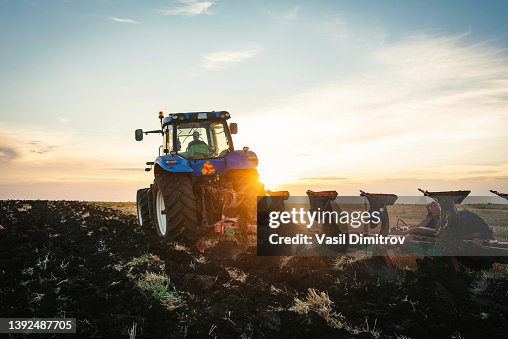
left=255, top=187, right=508, bottom=268
left=265, top=190, right=290, bottom=212
left=360, top=190, right=398, bottom=236
left=491, top=190, right=508, bottom=200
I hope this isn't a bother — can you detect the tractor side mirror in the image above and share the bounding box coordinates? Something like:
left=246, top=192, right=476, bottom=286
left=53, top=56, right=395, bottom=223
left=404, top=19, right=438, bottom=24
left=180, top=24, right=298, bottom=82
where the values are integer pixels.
left=229, top=123, right=238, bottom=134
left=135, top=129, right=144, bottom=141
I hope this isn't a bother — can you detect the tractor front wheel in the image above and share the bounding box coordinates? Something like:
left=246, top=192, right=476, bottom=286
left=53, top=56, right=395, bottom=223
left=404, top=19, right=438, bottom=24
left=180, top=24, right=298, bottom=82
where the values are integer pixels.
left=152, top=172, right=199, bottom=241
left=136, top=188, right=153, bottom=228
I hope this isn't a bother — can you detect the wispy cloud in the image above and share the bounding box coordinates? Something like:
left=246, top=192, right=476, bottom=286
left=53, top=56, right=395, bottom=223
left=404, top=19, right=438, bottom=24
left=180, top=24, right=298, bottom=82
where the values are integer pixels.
left=110, top=17, right=141, bottom=25
left=317, top=14, right=350, bottom=43
left=269, top=6, right=299, bottom=24
left=200, top=43, right=262, bottom=70
left=276, top=6, right=299, bottom=23
left=28, top=140, right=58, bottom=155
left=158, top=0, right=215, bottom=17
left=283, top=6, right=299, bottom=22
left=57, top=116, right=69, bottom=125
left=0, top=146, right=17, bottom=164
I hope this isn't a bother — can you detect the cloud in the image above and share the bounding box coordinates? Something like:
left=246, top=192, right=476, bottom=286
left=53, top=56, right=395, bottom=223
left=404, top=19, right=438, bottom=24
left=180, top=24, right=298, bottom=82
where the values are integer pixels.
left=58, top=116, right=69, bottom=125
left=110, top=17, right=141, bottom=24
left=0, top=146, right=17, bottom=164
left=0, top=123, right=147, bottom=180
left=268, top=6, right=299, bottom=24
left=28, top=140, right=58, bottom=155
left=200, top=44, right=262, bottom=70
left=316, top=14, right=350, bottom=43
left=371, top=34, right=508, bottom=85
left=239, top=34, right=508, bottom=188
left=282, top=6, right=299, bottom=22
left=158, top=0, right=215, bottom=17
left=459, top=175, right=508, bottom=181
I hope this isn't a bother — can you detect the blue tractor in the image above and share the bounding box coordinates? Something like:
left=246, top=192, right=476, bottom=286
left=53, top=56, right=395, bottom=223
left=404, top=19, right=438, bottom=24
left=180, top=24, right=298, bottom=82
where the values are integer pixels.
left=135, top=111, right=265, bottom=241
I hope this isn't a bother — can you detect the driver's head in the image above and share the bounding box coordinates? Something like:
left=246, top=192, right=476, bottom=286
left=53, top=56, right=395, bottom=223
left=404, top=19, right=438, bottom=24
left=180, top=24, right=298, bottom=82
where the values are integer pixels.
left=426, top=201, right=441, bottom=218
left=192, top=131, right=200, bottom=140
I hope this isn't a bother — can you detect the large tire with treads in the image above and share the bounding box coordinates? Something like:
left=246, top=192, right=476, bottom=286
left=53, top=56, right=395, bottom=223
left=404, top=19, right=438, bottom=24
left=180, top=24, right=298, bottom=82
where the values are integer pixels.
left=152, top=172, right=199, bottom=241
left=136, top=188, right=153, bottom=228
left=440, top=210, right=495, bottom=271
left=445, top=210, right=494, bottom=240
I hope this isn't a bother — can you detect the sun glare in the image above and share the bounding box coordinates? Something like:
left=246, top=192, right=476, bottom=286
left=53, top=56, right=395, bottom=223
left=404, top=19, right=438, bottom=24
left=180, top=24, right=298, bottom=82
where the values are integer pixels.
left=256, top=162, right=299, bottom=191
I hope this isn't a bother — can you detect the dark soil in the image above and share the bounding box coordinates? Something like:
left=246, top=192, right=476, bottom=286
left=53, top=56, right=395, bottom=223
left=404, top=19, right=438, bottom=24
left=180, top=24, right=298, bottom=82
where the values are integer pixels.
left=1, top=200, right=507, bottom=338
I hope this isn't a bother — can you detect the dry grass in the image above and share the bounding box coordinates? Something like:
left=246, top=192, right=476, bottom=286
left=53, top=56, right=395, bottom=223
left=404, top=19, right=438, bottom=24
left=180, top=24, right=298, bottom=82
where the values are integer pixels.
left=196, top=237, right=219, bottom=252
left=269, top=285, right=284, bottom=295
left=491, top=263, right=508, bottom=274
left=128, top=322, right=137, bottom=339
left=17, top=203, right=32, bottom=212
left=389, top=205, right=427, bottom=228
left=290, top=288, right=346, bottom=329
left=128, top=253, right=164, bottom=268
left=226, top=267, right=248, bottom=283
left=470, top=270, right=506, bottom=296
left=137, top=271, right=184, bottom=310
left=389, top=256, right=422, bottom=271
left=94, top=201, right=137, bottom=215
left=460, top=204, right=508, bottom=242
left=193, top=255, right=207, bottom=264
left=174, top=243, right=190, bottom=252
left=331, top=256, right=368, bottom=271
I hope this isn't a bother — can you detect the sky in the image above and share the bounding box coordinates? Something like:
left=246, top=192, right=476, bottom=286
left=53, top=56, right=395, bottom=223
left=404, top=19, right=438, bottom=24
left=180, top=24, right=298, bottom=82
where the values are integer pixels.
left=0, top=0, right=507, bottom=201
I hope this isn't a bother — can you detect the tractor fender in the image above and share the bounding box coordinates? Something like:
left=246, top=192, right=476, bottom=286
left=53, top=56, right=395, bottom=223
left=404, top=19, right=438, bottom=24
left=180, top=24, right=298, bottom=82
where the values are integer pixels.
left=225, top=150, right=259, bottom=170
left=155, top=155, right=193, bottom=173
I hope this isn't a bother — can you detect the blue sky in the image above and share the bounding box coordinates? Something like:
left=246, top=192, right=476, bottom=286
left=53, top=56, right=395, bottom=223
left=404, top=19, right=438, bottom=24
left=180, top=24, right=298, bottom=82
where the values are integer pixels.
left=1, top=0, right=507, bottom=200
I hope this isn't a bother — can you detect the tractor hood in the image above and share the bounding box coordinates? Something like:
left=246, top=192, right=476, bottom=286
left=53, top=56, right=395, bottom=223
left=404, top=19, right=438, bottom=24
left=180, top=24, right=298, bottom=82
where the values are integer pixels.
left=155, top=149, right=258, bottom=176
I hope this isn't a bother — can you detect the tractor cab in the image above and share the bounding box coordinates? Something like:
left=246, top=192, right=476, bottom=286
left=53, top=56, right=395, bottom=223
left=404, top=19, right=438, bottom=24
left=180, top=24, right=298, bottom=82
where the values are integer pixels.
left=162, top=111, right=236, bottom=160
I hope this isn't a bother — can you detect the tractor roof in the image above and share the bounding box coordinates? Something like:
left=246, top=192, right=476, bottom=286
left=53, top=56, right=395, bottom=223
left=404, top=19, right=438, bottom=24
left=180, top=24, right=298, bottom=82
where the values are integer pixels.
left=162, top=111, right=230, bottom=126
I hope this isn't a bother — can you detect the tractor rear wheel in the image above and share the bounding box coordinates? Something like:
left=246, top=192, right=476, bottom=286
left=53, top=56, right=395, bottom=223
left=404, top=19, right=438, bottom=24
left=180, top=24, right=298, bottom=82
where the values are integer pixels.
left=136, top=188, right=153, bottom=228
left=152, top=172, right=199, bottom=241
